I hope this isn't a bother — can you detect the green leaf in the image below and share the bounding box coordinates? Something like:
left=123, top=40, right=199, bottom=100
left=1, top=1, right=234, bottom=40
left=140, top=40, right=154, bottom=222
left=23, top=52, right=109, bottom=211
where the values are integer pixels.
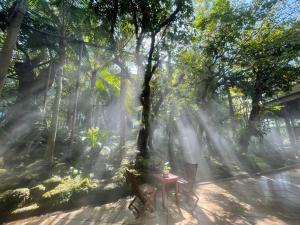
left=100, top=69, right=120, bottom=96
left=95, top=80, right=105, bottom=90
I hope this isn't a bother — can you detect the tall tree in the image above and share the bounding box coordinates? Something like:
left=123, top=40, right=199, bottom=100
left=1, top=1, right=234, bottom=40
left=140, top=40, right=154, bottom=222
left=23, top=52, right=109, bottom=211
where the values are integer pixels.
left=70, top=43, right=84, bottom=144
left=135, top=0, right=193, bottom=158
left=0, top=0, right=27, bottom=96
left=46, top=37, right=65, bottom=167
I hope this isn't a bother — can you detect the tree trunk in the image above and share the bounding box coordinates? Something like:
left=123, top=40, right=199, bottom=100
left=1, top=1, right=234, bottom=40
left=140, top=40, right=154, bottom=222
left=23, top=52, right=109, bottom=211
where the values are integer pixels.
left=0, top=0, right=27, bottom=96
left=283, top=111, right=297, bottom=154
left=70, top=43, right=83, bottom=144
left=42, top=63, right=52, bottom=126
left=167, top=111, right=176, bottom=171
left=89, top=69, right=97, bottom=128
left=45, top=38, right=65, bottom=167
left=119, top=77, right=127, bottom=148
left=137, top=34, right=156, bottom=158
left=239, top=73, right=263, bottom=152
left=225, top=83, right=236, bottom=132
left=239, top=96, right=261, bottom=152
left=274, top=119, right=284, bottom=147
left=66, top=94, right=73, bottom=128
left=137, top=82, right=151, bottom=158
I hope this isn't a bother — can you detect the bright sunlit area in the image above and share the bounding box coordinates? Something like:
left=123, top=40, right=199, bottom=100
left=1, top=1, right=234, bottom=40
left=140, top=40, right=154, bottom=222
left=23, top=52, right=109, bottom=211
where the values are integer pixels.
left=0, top=0, right=300, bottom=224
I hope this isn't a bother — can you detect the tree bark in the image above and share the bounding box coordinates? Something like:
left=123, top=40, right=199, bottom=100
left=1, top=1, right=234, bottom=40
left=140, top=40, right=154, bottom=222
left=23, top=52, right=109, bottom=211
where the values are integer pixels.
left=137, top=33, right=156, bottom=158
left=0, top=0, right=27, bottom=96
left=239, top=79, right=262, bottom=152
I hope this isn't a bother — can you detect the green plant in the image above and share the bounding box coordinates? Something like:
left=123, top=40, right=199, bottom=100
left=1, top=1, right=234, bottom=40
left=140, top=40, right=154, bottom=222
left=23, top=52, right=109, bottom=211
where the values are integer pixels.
left=87, top=127, right=99, bottom=148
left=162, top=162, right=171, bottom=174
left=0, top=188, right=30, bottom=212
left=42, top=176, right=62, bottom=190
left=112, top=159, right=137, bottom=186
left=40, top=176, right=98, bottom=208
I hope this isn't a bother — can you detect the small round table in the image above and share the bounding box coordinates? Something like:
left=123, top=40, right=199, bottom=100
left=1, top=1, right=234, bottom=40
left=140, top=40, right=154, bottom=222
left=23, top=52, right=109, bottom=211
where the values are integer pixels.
left=153, top=173, right=179, bottom=208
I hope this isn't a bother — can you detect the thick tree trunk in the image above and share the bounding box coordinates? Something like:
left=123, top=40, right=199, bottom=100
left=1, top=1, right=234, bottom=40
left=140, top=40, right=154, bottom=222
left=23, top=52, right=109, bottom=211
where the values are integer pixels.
left=239, top=74, right=263, bottom=152
left=0, top=0, right=27, bottom=96
left=239, top=70, right=264, bottom=153
left=239, top=96, right=261, bottom=152
left=45, top=39, right=65, bottom=167
left=70, top=43, right=83, bottom=144
left=137, top=34, right=156, bottom=158
left=137, top=82, right=151, bottom=158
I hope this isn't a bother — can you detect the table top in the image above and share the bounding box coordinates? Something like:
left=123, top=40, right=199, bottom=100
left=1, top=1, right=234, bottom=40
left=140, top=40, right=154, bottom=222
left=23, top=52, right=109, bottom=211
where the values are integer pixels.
left=153, top=173, right=179, bottom=184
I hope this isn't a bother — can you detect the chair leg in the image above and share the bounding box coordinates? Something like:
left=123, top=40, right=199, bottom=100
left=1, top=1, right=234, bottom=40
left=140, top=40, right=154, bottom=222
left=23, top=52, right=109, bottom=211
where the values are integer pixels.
left=128, top=196, right=137, bottom=210
left=191, top=190, right=199, bottom=212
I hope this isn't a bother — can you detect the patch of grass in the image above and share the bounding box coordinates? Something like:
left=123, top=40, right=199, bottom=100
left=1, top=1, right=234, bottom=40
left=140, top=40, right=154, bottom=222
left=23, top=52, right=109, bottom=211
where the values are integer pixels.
left=0, top=168, right=7, bottom=175
left=11, top=203, right=39, bottom=214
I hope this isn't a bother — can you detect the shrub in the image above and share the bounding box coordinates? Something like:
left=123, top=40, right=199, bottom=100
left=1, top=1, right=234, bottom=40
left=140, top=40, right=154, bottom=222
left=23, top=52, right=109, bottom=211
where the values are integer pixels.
left=246, top=153, right=271, bottom=171
left=112, top=159, right=136, bottom=186
left=42, top=176, right=62, bottom=190
left=30, top=184, right=46, bottom=201
left=40, top=176, right=98, bottom=208
left=0, top=188, right=30, bottom=212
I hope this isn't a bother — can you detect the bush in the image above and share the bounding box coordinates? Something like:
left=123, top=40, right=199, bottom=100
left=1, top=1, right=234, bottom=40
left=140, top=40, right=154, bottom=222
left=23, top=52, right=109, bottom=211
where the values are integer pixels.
left=209, top=157, right=232, bottom=178
left=40, top=176, right=98, bottom=208
left=30, top=184, right=46, bottom=201
left=0, top=188, right=30, bottom=212
left=42, top=176, right=62, bottom=190
left=246, top=153, right=271, bottom=171
left=112, top=159, right=136, bottom=186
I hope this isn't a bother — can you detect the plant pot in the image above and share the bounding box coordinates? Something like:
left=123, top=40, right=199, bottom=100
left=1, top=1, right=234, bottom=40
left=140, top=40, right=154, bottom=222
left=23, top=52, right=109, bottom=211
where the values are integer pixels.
left=163, top=172, right=169, bottom=178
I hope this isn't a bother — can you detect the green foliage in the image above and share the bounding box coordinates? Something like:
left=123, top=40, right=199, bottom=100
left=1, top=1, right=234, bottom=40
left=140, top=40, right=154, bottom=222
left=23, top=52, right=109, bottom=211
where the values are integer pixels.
left=87, top=127, right=99, bottom=148
left=30, top=185, right=46, bottom=201
left=41, top=176, right=98, bottom=208
left=162, top=162, right=171, bottom=174
left=245, top=153, right=271, bottom=171
left=42, top=176, right=62, bottom=190
left=0, top=0, right=299, bottom=214
left=0, top=188, right=30, bottom=212
left=112, top=159, right=137, bottom=186
left=209, top=157, right=232, bottom=178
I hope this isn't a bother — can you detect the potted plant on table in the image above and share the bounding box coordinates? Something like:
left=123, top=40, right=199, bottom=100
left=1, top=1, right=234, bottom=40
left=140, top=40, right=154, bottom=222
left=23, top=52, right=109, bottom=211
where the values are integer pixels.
left=162, top=162, right=171, bottom=178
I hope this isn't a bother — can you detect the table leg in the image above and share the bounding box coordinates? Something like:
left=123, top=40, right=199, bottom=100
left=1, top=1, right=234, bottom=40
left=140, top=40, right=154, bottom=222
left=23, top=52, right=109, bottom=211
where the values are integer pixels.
left=162, top=184, right=165, bottom=208
left=175, top=182, right=179, bottom=205
left=166, top=184, right=168, bottom=207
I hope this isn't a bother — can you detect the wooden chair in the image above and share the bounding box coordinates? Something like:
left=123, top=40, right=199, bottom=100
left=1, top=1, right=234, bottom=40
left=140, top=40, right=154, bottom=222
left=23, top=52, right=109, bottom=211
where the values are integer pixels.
left=125, top=169, right=157, bottom=217
left=178, top=177, right=199, bottom=212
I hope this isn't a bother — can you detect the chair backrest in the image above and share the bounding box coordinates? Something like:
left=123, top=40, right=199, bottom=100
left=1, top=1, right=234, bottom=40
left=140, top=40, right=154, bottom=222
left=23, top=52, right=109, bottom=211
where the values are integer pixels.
left=125, top=169, right=147, bottom=204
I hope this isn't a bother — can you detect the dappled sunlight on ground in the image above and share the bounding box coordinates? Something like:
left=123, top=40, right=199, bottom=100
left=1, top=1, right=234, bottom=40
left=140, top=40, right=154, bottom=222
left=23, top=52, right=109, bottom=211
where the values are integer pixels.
left=5, top=168, right=300, bottom=225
